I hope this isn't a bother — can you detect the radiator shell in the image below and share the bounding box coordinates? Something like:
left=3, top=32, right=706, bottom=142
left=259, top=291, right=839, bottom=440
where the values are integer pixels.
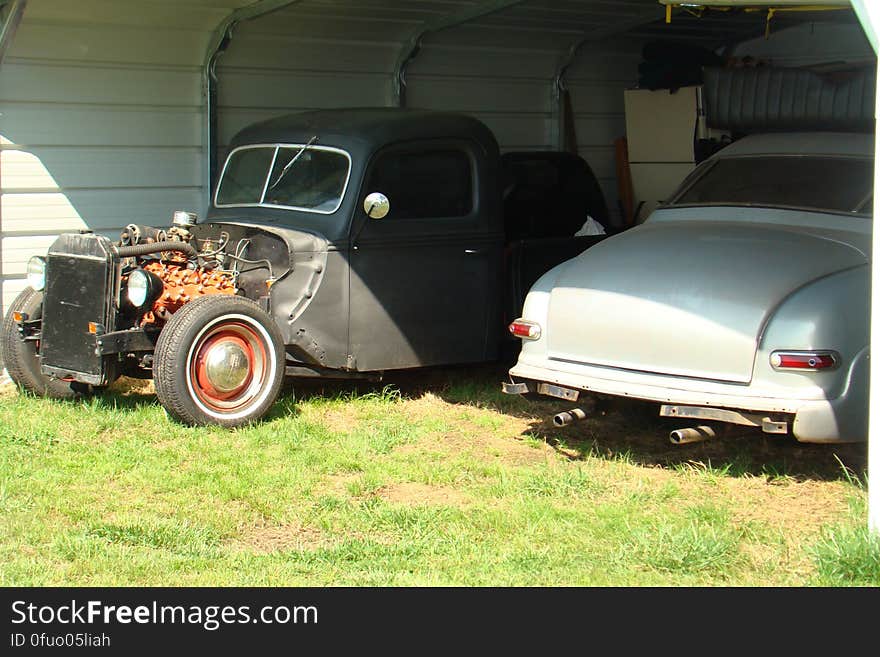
left=40, top=234, right=119, bottom=386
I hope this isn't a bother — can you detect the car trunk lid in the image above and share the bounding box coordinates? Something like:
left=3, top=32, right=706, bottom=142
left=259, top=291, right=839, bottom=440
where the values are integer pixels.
left=546, top=220, right=866, bottom=383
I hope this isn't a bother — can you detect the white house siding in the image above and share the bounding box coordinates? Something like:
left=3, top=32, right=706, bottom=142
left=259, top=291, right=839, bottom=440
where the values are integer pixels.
left=0, top=0, right=245, bottom=316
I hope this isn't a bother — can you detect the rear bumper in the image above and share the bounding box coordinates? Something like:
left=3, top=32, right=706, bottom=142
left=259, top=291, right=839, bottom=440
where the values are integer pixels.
left=509, top=352, right=867, bottom=444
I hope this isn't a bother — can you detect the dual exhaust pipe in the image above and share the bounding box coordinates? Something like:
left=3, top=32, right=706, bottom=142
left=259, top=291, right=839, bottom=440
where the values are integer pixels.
left=668, top=425, right=716, bottom=445
left=550, top=406, right=718, bottom=446
left=552, top=407, right=588, bottom=427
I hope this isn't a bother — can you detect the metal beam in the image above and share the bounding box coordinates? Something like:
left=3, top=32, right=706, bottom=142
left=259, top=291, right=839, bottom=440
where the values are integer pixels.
left=202, top=0, right=304, bottom=210
left=551, top=7, right=665, bottom=150
left=392, top=0, right=528, bottom=107
left=0, top=0, right=26, bottom=67
left=553, top=8, right=667, bottom=100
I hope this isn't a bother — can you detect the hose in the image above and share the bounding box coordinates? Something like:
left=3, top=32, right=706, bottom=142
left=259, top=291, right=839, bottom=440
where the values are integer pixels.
left=114, top=240, right=198, bottom=259
left=225, top=253, right=273, bottom=279
left=120, top=224, right=166, bottom=246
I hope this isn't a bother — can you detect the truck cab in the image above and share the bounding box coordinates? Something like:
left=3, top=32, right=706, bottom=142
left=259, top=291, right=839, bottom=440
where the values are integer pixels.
left=208, top=108, right=507, bottom=373
left=3, top=108, right=607, bottom=427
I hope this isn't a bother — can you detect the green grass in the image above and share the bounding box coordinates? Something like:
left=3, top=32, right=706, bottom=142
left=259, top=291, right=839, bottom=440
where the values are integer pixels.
left=808, top=494, right=880, bottom=586
left=0, top=373, right=875, bottom=586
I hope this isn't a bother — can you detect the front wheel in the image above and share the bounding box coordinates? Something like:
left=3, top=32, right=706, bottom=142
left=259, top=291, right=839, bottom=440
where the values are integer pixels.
left=153, top=295, right=285, bottom=427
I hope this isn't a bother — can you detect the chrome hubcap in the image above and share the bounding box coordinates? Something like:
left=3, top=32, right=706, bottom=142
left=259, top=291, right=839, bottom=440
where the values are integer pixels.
left=204, top=341, right=250, bottom=392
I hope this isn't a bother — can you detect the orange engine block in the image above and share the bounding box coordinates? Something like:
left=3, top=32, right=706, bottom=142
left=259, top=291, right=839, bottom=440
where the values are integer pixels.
left=140, top=261, right=236, bottom=326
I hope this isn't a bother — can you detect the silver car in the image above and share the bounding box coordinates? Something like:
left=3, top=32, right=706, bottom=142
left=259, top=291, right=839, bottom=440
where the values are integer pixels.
left=506, top=132, right=873, bottom=444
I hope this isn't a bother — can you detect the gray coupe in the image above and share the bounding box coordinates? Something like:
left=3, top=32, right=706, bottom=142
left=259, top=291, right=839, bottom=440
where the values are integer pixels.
left=507, top=132, right=873, bottom=443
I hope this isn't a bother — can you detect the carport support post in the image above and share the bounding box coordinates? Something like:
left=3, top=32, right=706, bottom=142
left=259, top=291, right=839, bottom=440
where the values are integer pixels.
left=550, top=9, right=667, bottom=152
left=202, top=1, right=303, bottom=210
left=392, top=0, right=528, bottom=107
left=0, top=0, right=26, bottom=66
left=851, top=0, right=880, bottom=535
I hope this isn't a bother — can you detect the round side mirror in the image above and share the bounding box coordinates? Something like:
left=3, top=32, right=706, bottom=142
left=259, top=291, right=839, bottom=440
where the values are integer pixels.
left=363, top=192, right=390, bottom=219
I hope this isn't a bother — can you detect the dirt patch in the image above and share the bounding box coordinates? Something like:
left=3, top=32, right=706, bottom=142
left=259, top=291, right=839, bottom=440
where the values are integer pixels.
left=397, top=393, right=555, bottom=467
left=225, top=523, right=328, bottom=554
left=0, top=377, right=15, bottom=396
left=377, top=482, right=470, bottom=507
left=299, top=406, right=361, bottom=434
left=718, top=478, right=851, bottom=534
left=397, top=426, right=554, bottom=466
left=112, top=377, right=156, bottom=396
left=323, top=473, right=362, bottom=497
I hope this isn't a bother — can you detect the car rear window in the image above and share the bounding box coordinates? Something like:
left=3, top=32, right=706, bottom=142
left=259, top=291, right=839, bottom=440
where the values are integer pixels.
left=672, top=156, right=873, bottom=215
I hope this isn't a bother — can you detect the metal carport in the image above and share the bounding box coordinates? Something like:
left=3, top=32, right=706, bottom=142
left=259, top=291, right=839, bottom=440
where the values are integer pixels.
left=0, top=0, right=877, bottom=529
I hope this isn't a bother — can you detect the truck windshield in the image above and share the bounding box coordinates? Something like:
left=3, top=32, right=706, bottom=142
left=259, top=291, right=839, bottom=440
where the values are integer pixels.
left=215, top=144, right=351, bottom=214
left=671, top=156, right=873, bottom=216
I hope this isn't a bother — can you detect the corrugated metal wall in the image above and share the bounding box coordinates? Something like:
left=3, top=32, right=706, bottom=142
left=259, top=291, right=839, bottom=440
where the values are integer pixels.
left=216, top=2, right=644, bottom=226
left=0, top=0, right=871, bottom=321
left=2, top=0, right=646, bottom=320
left=0, top=0, right=242, bottom=316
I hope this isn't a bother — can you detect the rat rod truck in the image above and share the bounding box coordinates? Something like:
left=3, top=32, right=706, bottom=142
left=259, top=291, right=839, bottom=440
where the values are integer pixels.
left=2, top=108, right=607, bottom=426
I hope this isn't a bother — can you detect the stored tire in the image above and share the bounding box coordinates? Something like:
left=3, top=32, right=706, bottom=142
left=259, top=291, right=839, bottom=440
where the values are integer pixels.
left=1, top=286, right=91, bottom=399
left=153, top=295, right=285, bottom=427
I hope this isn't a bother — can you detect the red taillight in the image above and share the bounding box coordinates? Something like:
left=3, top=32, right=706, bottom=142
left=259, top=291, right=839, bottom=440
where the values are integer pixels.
left=770, top=351, right=838, bottom=371
left=509, top=319, right=541, bottom=340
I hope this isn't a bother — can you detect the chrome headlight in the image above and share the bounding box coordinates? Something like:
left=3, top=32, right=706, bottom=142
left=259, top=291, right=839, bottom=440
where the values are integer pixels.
left=126, top=269, right=162, bottom=309
left=26, top=256, right=46, bottom=291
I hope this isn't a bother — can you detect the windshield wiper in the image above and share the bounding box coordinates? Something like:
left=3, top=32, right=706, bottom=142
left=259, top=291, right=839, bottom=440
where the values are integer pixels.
left=853, top=191, right=873, bottom=214
left=268, top=135, right=318, bottom=190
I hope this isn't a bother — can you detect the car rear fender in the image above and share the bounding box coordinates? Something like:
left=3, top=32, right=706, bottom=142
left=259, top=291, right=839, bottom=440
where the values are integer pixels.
left=754, top=265, right=869, bottom=398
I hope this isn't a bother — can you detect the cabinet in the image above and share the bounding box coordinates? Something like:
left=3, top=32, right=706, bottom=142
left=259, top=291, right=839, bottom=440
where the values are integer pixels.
left=624, top=85, right=726, bottom=223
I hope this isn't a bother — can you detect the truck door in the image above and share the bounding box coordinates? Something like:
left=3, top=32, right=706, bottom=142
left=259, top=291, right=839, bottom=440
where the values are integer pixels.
left=348, top=139, right=502, bottom=371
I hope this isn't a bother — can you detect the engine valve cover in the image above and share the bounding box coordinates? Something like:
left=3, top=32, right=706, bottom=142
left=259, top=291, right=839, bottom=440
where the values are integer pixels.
left=140, top=262, right=236, bottom=325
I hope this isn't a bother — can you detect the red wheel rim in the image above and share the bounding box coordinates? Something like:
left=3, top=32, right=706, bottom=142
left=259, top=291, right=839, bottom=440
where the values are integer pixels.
left=187, top=320, right=268, bottom=413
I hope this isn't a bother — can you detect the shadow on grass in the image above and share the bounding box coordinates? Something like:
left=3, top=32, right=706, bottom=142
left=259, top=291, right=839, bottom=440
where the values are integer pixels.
left=82, top=363, right=868, bottom=485
left=321, top=362, right=869, bottom=485
left=86, top=378, right=304, bottom=423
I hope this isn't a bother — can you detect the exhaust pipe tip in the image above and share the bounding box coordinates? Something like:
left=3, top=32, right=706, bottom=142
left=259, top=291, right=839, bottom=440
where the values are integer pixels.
left=669, top=425, right=716, bottom=445
left=553, top=408, right=588, bottom=427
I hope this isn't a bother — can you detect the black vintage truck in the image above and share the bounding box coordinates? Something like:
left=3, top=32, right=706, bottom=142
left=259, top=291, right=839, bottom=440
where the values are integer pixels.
left=1, top=108, right=608, bottom=426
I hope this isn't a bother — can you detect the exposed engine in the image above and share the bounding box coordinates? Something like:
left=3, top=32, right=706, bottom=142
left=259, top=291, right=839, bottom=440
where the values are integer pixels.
left=116, top=210, right=273, bottom=327
left=139, top=262, right=237, bottom=325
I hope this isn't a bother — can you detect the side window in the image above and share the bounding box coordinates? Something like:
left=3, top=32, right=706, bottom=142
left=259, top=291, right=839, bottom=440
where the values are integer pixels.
left=366, top=149, right=473, bottom=219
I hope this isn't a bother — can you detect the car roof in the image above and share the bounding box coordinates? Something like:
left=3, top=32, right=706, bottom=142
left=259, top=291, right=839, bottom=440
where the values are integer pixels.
left=229, top=107, right=499, bottom=156
left=715, top=131, right=875, bottom=158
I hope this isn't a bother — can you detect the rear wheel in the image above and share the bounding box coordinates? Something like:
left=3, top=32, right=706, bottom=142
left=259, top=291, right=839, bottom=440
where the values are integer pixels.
left=153, top=295, right=285, bottom=427
left=1, top=287, right=92, bottom=398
